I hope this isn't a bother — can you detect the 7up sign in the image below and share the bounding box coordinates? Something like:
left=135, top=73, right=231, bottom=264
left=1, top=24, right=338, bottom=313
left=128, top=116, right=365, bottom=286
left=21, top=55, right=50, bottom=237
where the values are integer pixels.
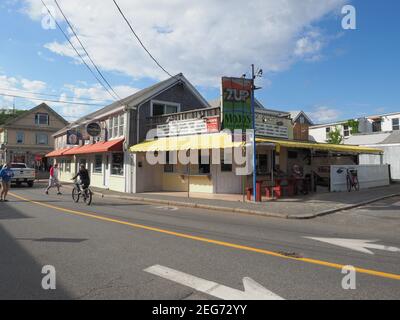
left=221, top=77, right=253, bottom=131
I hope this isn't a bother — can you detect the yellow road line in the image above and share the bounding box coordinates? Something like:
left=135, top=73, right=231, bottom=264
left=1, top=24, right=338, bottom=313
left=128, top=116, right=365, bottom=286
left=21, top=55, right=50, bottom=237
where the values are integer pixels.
left=9, top=192, right=400, bottom=281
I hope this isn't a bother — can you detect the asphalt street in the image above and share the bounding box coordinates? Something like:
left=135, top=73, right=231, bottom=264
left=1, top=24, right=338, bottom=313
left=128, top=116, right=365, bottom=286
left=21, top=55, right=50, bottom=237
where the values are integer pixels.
left=0, top=184, right=399, bottom=300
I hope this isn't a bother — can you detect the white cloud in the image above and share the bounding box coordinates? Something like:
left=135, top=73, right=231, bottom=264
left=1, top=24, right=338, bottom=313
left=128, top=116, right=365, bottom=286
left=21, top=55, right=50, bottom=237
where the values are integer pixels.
left=294, top=31, right=324, bottom=61
left=21, top=0, right=347, bottom=87
left=309, top=106, right=341, bottom=123
left=0, top=74, right=47, bottom=106
left=20, top=78, right=47, bottom=92
left=54, top=83, right=140, bottom=120
left=0, top=71, right=139, bottom=120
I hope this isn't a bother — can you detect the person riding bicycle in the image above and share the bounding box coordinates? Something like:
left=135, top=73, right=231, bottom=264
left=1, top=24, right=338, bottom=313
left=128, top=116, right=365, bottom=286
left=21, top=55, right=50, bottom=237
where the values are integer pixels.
left=71, top=164, right=90, bottom=194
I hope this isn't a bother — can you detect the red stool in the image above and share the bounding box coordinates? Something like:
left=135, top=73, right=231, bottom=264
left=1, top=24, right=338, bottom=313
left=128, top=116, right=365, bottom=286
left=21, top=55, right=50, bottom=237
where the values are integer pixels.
left=265, top=186, right=282, bottom=199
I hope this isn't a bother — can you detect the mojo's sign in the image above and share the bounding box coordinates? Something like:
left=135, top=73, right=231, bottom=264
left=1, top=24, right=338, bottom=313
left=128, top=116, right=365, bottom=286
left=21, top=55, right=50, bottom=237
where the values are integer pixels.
left=221, top=77, right=253, bottom=131
left=86, top=122, right=102, bottom=137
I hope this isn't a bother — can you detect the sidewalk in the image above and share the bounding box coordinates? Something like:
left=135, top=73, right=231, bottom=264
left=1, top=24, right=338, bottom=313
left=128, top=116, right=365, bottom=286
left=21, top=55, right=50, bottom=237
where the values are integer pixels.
left=61, top=183, right=400, bottom=219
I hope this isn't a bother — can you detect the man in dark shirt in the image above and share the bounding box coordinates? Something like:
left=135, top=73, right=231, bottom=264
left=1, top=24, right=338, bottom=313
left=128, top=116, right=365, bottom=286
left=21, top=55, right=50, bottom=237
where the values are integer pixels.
left=71, top=164, right=90, bottom=192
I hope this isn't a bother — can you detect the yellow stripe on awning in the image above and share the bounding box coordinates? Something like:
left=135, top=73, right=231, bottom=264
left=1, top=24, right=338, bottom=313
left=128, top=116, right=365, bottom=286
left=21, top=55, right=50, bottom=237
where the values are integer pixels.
left=256, top=138, right=383, bottom=154
left=130, top=133, right=243, bottom=152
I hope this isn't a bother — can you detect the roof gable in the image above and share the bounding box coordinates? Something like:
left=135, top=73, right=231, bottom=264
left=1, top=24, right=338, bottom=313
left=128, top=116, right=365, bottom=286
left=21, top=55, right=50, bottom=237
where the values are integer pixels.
left=53, top=74, right=210, bottom=136
left=2, top=103, right=68, bottom=127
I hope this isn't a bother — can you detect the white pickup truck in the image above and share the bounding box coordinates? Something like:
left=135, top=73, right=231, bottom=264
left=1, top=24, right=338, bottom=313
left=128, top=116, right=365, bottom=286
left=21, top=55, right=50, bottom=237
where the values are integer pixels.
left=10, top=163, right=36, bottom=187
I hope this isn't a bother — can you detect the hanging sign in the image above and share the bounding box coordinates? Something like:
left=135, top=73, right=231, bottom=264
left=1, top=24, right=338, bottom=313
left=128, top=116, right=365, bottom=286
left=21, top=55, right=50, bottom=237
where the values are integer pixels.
left=221, top=77, right=253, bottom=131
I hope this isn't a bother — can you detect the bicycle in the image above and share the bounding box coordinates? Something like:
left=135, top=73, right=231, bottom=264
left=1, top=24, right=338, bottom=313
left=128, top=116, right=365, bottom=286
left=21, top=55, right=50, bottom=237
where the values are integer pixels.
left=72, top=182, right=93, bottom=205
left=336, top=167, right=360, bottom=192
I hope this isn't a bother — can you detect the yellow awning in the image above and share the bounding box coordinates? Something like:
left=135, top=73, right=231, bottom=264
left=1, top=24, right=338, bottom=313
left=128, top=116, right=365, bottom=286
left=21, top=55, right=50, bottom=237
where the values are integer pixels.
left=130, top=133, right=243, bottom=152
left=256, top=138, right=383, bottom=154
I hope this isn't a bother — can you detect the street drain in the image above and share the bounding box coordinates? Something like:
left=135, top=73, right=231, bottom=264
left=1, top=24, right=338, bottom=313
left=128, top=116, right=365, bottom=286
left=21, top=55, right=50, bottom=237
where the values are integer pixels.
left=277, top=251, right=303, bottom=258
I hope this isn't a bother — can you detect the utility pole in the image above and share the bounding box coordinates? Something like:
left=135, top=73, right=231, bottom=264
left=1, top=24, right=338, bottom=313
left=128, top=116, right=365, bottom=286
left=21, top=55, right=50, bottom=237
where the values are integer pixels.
left=251, top=64, right=257, bottom=202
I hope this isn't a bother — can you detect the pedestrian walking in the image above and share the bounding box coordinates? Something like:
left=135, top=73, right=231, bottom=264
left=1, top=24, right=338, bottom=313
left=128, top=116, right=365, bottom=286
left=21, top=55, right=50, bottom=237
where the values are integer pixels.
left=0, top=163, right=14, bottom=202
left=45, top=164, right=62, bottom=195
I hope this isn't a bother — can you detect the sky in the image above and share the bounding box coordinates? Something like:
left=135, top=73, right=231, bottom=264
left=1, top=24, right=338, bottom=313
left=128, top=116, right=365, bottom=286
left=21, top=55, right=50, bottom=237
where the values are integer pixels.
left=0, top=0, right=399, bottom=124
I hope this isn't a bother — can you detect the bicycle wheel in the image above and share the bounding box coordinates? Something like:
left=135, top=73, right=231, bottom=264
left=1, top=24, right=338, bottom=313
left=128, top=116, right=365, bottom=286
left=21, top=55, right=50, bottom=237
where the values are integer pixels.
left=72, top=187, right=80, bottom=203
left=83, top=189, right=92, bottom=206
left=347, top=175, right=352, bottom=192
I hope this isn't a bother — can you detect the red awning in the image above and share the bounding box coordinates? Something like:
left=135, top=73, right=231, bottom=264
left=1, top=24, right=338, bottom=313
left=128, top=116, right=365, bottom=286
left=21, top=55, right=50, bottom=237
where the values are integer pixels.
left=63, top=139, right=124, bottom=156
left=46, top=148, right=72, bottom=158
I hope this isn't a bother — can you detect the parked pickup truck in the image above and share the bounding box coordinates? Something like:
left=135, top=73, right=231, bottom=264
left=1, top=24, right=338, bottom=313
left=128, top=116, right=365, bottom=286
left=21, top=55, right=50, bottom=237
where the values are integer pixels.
left=10, top=163, right=36, bottom=187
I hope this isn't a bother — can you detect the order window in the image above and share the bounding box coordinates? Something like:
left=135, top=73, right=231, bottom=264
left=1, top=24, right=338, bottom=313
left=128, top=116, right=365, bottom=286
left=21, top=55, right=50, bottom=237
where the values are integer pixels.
left=94, top=155, right=103, bottom=173
left=111, top=153, right=124, bottom=175
left=198, top=153, right=210, bottom=174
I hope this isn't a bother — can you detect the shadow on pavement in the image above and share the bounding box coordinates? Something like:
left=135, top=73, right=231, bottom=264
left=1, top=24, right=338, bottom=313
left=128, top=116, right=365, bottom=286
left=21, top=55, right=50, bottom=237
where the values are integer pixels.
left=0, top=203, right=71, bottom=299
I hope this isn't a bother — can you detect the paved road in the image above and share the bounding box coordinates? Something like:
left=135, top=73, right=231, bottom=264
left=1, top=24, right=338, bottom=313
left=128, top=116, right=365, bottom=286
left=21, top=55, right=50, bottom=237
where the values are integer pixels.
left=1, top=184, right=399, bottom=300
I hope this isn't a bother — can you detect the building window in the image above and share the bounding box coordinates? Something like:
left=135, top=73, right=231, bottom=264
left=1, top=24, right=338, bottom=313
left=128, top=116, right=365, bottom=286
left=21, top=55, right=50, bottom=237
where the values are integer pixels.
left=256, top=154, right=268, bottom=175
left=343, top=125, right=350, bottom=137
left=164, top=151, right=174, bottom=173
left=94, top=154, right=103, bottom=173
left=111, top=153, right=124, bottom=175
left=372, top=120, right=382, bottom=132
left=198, top=153, right=210, bottom=174
left=151, top=101, right=180, bottom=116
left=36, top=133, right=48, bottom=145
left=35, top=113, right=49, bottom=125
left=299, top=116, right=305, bottom=124
left=109, top=114, right=125, bottom=138
left=119, top=115, right=124, bottom=137
left=325, top=127, right=331, bottom=140
left=392, top=118, right=399, bottom=131
left=221, top=150, right=232, bottom=172
left=16, top=132, right=24, bottom=144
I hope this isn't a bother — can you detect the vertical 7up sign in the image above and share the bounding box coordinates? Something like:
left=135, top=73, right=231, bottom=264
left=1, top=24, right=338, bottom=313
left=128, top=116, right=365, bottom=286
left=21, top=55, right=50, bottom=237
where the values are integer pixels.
left=221, top=77, right=253, bottom=131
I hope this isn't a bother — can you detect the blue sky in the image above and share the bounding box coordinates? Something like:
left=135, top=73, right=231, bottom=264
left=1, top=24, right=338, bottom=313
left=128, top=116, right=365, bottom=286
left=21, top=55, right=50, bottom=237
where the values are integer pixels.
left=0, top=0, right=399, bottom=123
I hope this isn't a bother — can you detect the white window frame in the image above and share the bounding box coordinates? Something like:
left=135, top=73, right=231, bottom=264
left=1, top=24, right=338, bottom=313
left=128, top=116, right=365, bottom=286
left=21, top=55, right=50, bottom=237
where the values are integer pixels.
left=93, top=154, right=103, bottom=174
left=392, top=118, right=399, bottom=131
left=343, top=125, right=350, bottom=137
left=150, top=100, right=181, bottom=117
left=16, top=131, right=24, bottom=144
left=108, top=114, right=126, bottom=139
left=36, top=133, right=48, bottom=145
left=325, top=127, right=331, bottom=140
left=35, top=113, right=49, bottom=126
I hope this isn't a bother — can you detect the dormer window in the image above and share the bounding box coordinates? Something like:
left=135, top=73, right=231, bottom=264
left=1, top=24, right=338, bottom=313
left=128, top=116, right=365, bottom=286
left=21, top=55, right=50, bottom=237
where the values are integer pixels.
left=151, top=100, right=180, bottom=116
left=35, top=113, right=49, bottom=126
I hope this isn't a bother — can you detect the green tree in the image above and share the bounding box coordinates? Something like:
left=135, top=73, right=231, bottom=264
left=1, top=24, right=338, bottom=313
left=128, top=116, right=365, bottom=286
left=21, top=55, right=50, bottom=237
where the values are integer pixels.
left=0, top=109, right=28, bottom=125
left=327, top=126, right=343, bottom=144
left=347, top=119, right=359, bottom=134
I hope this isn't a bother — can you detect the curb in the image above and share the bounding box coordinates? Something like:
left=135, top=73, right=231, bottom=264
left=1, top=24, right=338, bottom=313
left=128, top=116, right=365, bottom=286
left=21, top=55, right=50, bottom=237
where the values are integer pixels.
left=296, top=193, right=400, bottom=220
left=60, top=184, right=399, bottom=220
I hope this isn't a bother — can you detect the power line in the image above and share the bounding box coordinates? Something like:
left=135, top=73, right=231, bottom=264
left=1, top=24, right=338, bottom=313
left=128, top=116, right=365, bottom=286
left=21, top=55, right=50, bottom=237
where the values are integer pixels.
left=54, top=0, right=122, bottom=101
left=40, top=0, right=119, bottom=102
left=0, top=87, right=112, bottom=103
left=0, top=92, right=105, bottom=107
left=112, top=0, right=174, bottom=78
